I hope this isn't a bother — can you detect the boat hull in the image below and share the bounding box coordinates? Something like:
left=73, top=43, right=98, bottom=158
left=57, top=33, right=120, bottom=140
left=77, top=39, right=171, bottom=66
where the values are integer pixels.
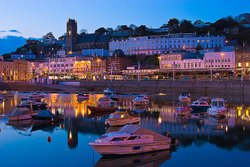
left=106, top=117, right=140, bottom=126
left=8, top=114, right=32, bottom=121
left=87, top=106, right=116, bottom=114
left=90, top=141, right=171, bottom=155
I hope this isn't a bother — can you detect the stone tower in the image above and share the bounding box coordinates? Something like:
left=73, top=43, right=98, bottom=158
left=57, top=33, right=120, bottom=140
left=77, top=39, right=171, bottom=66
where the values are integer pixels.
left=66, top=19, right=78, bottom=53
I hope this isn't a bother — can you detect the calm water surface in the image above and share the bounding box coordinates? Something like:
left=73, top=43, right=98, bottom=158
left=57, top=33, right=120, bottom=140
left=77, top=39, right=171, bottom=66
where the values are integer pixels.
left=0, top=92, right=250, bottom=167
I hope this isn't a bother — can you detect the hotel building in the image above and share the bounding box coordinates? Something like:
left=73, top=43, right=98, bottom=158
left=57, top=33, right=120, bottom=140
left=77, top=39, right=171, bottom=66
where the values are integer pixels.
left=109, top=33, right=225, bottom=56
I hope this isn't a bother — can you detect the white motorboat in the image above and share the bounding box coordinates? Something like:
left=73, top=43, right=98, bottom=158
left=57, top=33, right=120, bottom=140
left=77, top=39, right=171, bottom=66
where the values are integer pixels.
left=98, top=96, right=117, bottom=107
left=105, top=111, right=140, bottom=126
left=207, top=98, right=227, bottom=117
left=77, top=92, right=90, bottom=100
left=8, top=107, right=34, bottom=121
left=189, top=101, right=210, bottom=114
left=178, top=92, right=191, bottom=102
left=132, top=95, right=150, bottom=106
left=89, top=124, right=175, bottom=155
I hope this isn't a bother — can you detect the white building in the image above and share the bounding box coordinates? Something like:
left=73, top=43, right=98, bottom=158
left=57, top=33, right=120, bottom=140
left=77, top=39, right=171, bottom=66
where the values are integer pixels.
left=109, top=33, right=225, bottom=56
left=204, top=51, right=235, bottom=69
left=159, top=51, right=235, bottom=71
left=159, top=53, right=204, bottom=70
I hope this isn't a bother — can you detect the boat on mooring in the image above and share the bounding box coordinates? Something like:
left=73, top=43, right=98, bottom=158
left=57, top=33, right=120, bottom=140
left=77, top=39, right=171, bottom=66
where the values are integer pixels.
left=207, top=98, right=227, bottom=118
left=189, top=100, right=210, bottom=114
left=132, top=95, right=150, bottom=106
left=32, top=110, right=64, bottom=122
left=77, top=92, right=90, bottom=100
left=105, top=111, right=140, bottom=126
left=89, top=124, right=177, bottom=156
left=178, top=92, right=191, bottom=102
left=175, top=104, right=192, bottom=117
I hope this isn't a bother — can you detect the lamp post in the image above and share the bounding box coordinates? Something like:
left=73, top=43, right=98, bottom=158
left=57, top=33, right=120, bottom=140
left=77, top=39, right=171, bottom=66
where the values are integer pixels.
left=210, top=60, right=213, bottom=82
left=172, top=61, right=175, bottom=82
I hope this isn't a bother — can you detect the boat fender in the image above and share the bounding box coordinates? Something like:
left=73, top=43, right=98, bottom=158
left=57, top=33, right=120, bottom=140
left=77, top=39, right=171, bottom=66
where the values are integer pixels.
left=48, top=136, right=52, bottom=143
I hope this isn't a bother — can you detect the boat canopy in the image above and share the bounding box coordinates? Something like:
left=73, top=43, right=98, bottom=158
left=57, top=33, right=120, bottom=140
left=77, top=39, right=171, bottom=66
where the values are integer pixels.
left=118, top=125, right=168, bottom=141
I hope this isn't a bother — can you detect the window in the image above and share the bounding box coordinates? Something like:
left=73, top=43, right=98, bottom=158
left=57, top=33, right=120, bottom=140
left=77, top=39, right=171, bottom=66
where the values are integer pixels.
left=127, top=136, right=138, bottom=140
left=111, top=137, right=127, bottom=141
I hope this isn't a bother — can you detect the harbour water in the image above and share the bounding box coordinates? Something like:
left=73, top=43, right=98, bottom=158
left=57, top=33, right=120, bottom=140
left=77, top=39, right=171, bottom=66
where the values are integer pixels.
left=0, top=92, right=250, bottom=167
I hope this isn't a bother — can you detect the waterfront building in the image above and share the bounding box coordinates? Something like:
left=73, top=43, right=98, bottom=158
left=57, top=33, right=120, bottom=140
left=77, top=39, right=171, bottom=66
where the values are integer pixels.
left=107, top=56, right=132, bottom=75
left=48, top=56, right=91, bottom=79
left=0, top=60, right=31, bottom=81
left=91, top=57, right=108, bottom=80
left=109, top=33, right=225, bottom=56
left=159, top=53, right=205, bottom=70
left=66, top=19, right=110, bottom=54
left=235, top=51, right=250, bottom=78
left=203, top=51, right=235, bottom=70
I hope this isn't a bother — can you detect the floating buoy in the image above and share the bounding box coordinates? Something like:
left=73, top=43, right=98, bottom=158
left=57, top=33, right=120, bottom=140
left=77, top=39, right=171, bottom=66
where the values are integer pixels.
left=68, top=138, right=72, bottom=144
left=48, top=136, right=52, bottom=143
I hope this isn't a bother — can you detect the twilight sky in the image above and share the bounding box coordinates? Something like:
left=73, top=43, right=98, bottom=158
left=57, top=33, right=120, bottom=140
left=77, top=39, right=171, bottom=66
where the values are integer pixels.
left=0, top=0, right=249, bottom=38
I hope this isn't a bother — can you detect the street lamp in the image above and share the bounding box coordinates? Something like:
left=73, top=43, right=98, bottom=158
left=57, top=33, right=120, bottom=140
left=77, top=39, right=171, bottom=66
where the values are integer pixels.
left=172, top=61, right=175, bottom=82
left=210, top=60, right=213, bottom=82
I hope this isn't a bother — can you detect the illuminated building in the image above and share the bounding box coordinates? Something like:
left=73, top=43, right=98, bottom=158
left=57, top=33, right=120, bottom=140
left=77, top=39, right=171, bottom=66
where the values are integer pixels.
left=0, top=60, right=31, bottom=81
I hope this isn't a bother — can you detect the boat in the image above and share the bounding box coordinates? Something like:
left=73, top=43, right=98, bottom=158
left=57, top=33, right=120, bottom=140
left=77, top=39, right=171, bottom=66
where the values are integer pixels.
left=207, top=98, right=227, bottom=117
left=132, top=95, right=150, bottom=106
left=32, top=110, right=64, bottom=122
left=87, top=106, right=117, bottom=114
left=175, top=105, right=192, bottom=117
left=17, top=100, right=48, bottom=111
left=89, top=124, right=177, bottom=155
left=110, top=94, right=119, bottom=101
left=189, top=101, right=210, bottom=114
left=21, top=92, right=45, bottom=101
left=104, top=88, right=115, bottom=95
left=8, top=107, right=34, bottom=121
left=77, top=92, right=90, bottom=100
left=105, top=111, right=140, bottom=126
left=98, top=96, right=117, bottom=107
left=178, top=92, right=191, bottom=102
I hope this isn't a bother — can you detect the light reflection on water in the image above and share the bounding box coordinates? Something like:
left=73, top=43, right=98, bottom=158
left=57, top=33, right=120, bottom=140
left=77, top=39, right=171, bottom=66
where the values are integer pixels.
left=0, top=92, right=250, bottom=167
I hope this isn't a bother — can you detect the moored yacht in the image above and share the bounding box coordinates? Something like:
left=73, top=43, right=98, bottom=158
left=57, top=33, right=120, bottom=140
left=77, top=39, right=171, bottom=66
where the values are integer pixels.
left=105, top=111, right=140, bottom=126
left=178, top=92, right=191, bottom=102
left=77, top=92, right=90, bottom=100
left=89, top=124, right=176, bottom=155
left=189, top=101, right=210, bottom=114
left=207, top=98, right=227, bottom=117
left=132, top=95, right=150, bottom=106
left=98, top=96, right=117, bottom=107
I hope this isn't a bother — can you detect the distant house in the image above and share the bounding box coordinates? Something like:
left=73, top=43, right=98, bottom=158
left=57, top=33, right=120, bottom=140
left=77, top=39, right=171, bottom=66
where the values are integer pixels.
left=194, top=20, right=211, bottom=28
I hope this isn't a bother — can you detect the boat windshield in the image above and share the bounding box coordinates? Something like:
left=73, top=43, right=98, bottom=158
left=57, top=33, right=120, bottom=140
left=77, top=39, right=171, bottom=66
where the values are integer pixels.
left=212, top=101, right=224, bottom=107
left=110, top=114, right=127, bottom=119
left=218, top=101, right=224, bottom=107
left=111, top=137, right=127, bottom=141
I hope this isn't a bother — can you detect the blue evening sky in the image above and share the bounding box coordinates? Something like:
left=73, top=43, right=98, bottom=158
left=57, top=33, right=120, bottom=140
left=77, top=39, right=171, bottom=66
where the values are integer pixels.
left=0, top=0, right=249, bottom=38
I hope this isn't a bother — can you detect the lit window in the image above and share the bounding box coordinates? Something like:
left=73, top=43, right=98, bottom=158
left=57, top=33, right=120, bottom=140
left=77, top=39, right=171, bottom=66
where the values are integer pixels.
left=238, top=63, right=242, bottom=67
left=246, top=62, right=249, bottom=67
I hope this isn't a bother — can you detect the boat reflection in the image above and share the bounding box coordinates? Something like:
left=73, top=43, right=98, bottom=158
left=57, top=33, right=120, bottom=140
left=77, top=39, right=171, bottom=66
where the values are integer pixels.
left=95, top=150, right=171, bottom=167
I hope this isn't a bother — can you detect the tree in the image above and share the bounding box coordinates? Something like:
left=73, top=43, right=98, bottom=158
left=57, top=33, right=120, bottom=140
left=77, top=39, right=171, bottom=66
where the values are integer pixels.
left=135, top=25, right=149, bottom=36
left=80, top=29, right=88, bottom=34
left=167, top=18, right=180, bottom=33
left=195, top=43, right=203, bottom=53
left=179, top=20, right=195, bottom=33
left=95, top=27, right=107, bottom=35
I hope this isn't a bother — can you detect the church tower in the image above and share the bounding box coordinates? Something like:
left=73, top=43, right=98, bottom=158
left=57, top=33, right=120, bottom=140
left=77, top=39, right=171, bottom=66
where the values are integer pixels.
left=66, top=19, right=78, bottom=54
